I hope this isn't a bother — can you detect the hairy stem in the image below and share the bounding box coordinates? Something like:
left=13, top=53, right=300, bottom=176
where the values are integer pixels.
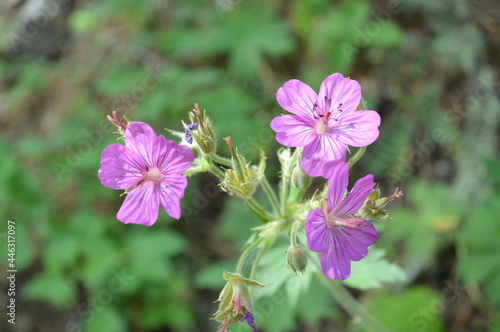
left=348, top=146, right=366, bottom=169
left=310, top=255, right=391, bottom=332
left=209, top=153, right=232, bottom=167
left=261, top=177, right=281, bottom=216
left=244, top=198, right=276, bottom=223
left=235, top=236, right=266, bottom=275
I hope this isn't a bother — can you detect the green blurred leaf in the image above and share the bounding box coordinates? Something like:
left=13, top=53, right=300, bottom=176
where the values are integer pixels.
left=296, top=274, right=339, bottom=326
left=194, top=261, right=235, bottom=290
left=458, top=193, right=500, bottom=305
left=44, top=233, right=80, bottom=273
left=380, top=180, right=467, bottom=269
left=366, top=286, right=445, bottom=332
left=85, top=307, right=127, bottom=332
left=217, top=196, right=261, bottom=247
left=344, top=248, right=406, bottom=290
left=24, top=272, right=75, bottom=309
left=79, top=239, right=122, bottom=290
left=485, top=157, right=500, bottom=184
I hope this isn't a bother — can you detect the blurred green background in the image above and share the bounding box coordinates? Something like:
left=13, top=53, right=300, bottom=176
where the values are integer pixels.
left=1, top=0, right=499, bottom=331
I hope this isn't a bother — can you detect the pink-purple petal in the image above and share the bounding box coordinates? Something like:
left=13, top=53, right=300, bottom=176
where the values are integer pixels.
left=319, top=222, right=378, bottom=280
left=334, top=110, right=381, bottom=147
left=318, top=73, right=361, bottom=114
left=125, top=122, right=157, bottom=166
left=117, top=182, right=160, bottom=226
left=305, top=209, right=329, bottom=253
left=98, top=144, right=144, bottom=190
left=153, top=136, right=195, bottom=174
left=326, top=162, right=349, bottom=213
left=321, top=247, right=351, bottom=280
left=302, top=135, right=346, bottom=178
left=271, top=115, right=317, bottom=147
left=334, top=174, right=375, bottom=217
left=276, top=79, right=317, bottom=120
left=159, top=174, right=188, bottom=220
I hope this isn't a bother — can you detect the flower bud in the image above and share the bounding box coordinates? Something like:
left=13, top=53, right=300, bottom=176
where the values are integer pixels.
left=106, top=111, right=129, bottom=138
left=291, top=163, right=312, bottom=190
left=213, top=271, right=266, bottom=332
left=220, top=137, right=263, bottom=198
left=190, top=103, right=216, bottom=154
left=358, top=187, right=403, bottom=221
left=286, top=244, right=308, bottom=273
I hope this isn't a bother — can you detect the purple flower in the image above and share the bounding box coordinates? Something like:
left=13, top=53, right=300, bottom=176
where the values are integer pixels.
left=185, top=123, right=198, bottom=144
left=98, top=122, right=195, bottom=226
left=271, top=73, right=381, bottom=178
left=240, top=312, right=258, bottom=331
left=305, top=162, right=377, bottom=280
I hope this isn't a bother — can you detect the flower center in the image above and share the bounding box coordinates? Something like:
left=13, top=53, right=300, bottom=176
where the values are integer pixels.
left=144, top=166, right=163, bottom=182
left=312, top=98, right=344, bottom=134
left=326, top=215, right=364, bottom=230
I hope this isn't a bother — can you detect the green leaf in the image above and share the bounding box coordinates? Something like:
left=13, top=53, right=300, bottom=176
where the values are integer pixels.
left=217, top=196, right=261, bottom=248
left=122, top=228, right=187, bottom=283
left=23, top=272, right=75, bottom=309
left=344, top=248, right=406, bottom=290
left=85, top=307, right=127, bottom=332
left=365, top=286, right=445, bottom=332
left=296, top=274, right=338, bottom=326
left=379, top=180, right=466, bottom=269
left=194, top=261, right=235, bottom=290
left=255, top=244, right=292, bottom=299
left=485, top=157, right=500, bottom=184
left=79, top=239, right=122, bottom=290
left=457, top=193, right=500, bottom=305
left=44, top=233, right=80, bottom=273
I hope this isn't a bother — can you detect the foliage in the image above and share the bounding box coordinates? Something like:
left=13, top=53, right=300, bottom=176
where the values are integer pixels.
left=1, top=0, right=499, bottom=331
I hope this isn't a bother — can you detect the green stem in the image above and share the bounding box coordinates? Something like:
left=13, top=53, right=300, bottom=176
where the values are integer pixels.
left=261, top=177, right=281, bottom=216
left=348, top=146, right=366, bottom=169
left=209, top=153, right=232, bottom=167
left=249, top=245, right=267, bottom=280
left=183, top=165, right=205, bottom=177
left=310, top=255, right=391, bottom=332
left=280, top=176, right=289, bottom=217
left=235, top=235, right=265, bottom=275
left=280, top=148, right=299, bottom=216
left=289, top=220, right=302, bottom=247
left=209, top=162, right=226, bottom=179
left=244, top=198, right=276, bottom=223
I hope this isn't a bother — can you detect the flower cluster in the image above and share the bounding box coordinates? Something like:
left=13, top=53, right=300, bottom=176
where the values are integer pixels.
left=272, top=73, right=382, bottom=280
left=97, top=72, right=398, bottom=331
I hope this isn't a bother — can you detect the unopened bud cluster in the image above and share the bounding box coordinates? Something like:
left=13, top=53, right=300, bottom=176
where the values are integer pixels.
left=220, top=137, right=264, bottom=199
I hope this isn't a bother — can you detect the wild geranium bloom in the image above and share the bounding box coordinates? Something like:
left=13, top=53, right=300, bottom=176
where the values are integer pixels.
left=271, top=73, right=381, bottom=178
left=305, top=162, right=377, bottom=280
left=98, top=122, right=194, bottom=226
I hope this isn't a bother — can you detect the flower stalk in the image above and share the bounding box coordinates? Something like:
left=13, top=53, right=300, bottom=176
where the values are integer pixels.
left=310, top=254, right=391, bottom=332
